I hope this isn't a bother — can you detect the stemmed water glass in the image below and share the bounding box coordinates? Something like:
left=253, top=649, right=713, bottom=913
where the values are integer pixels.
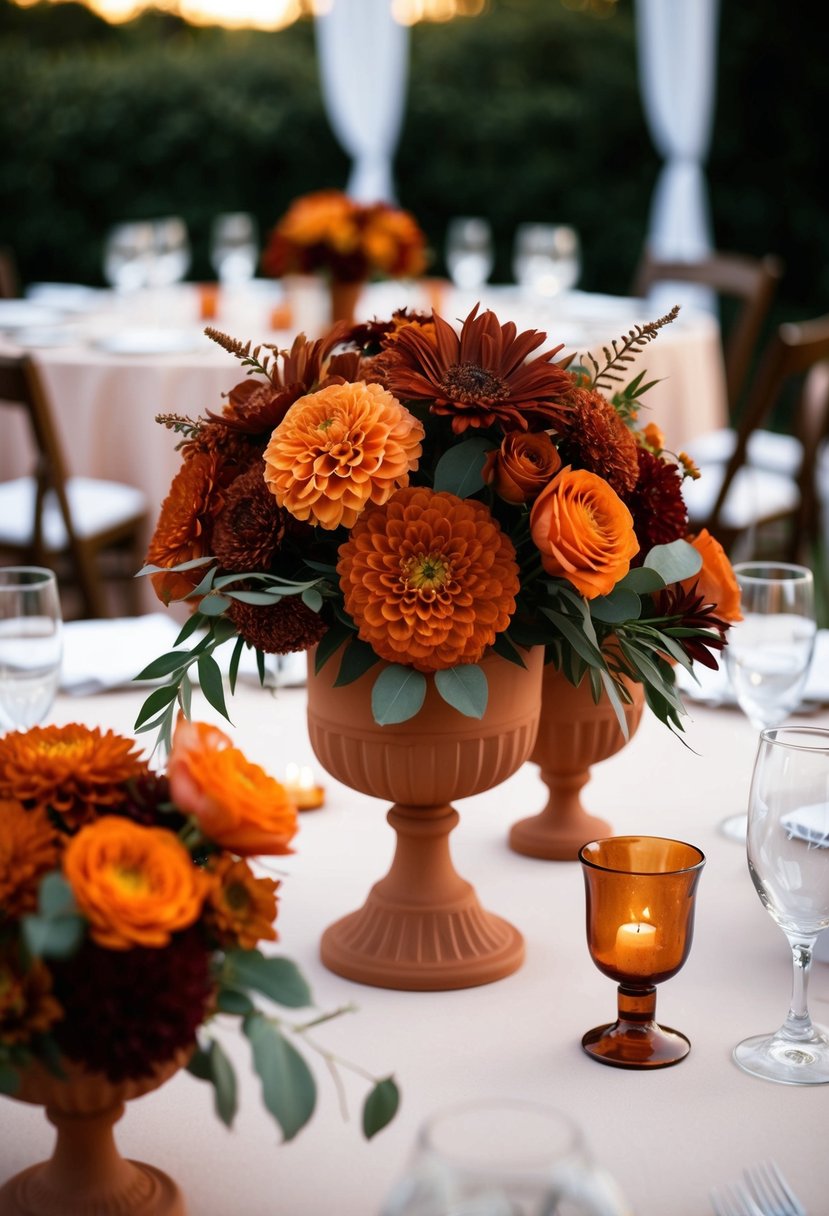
left=102, top=221, right=156, bottom=294
left=445, top=217, right=494, bottom=293
left=0, top=567, right=63, bottom=731
left=512, top=223, right=581, bottom=299
left=209, top=212, right=259, bottom=285
left=720, top=562, right=817, bottom=841
left=733, top=726, right=829, bottom=1085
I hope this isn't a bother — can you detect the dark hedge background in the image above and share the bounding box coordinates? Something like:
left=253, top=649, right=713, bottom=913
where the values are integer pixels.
left=0, top=0, right=826, bottom=336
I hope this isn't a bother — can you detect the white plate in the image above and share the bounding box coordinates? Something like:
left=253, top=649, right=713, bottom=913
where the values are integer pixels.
left=0, top=300, right=66, bottom=330
left=25, top=283, right=108, bottom=313
left=92, top=327, right=205, bottom=356
left=12, top=327, right=80, bottom=349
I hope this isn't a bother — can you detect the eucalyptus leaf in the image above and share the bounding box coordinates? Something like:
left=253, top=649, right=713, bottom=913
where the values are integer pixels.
left=199, top=594, right=232, bottom=617
left=434, top=665, right=488, bottom=718
left=644, top=539, right=701, bottom=584
left=37, top=872, right=77, bottom=919
left=362, top=1077, right=400, bottom=1139
left=136, top=556, right=214, bottom=577
left=433, top=436, right=493, bottom=497
left=226, top=590, right=284, bottom=605
left=244, top=1013, right=317, bottom=1142
left=224, top=950, right=313, bottom=1009
left=589, top=588, right=642, bottom=624
left=186, top=1043, right=213, bottom=1082
left=208, top=1038, right=238, bottom=1128
left=216, top=987, right=256, bottom=1017
left=616, top=566, right=666, bottom=595
left=301, top=588, right=323, bottom=613
left=371, top=666, right=427, bottom=725
left=21, top=913, right=84, bottom=960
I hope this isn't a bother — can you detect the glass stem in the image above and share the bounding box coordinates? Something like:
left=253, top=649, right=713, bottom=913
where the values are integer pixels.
left=782, top=935, right=817, bottom=1041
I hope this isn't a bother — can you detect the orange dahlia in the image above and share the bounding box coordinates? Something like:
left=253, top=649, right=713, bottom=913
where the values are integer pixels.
left=555, top=385, right=640, bottom=496
left=0, top=724, right=147, bottom=831
left=206, top=855, right=279, bottom=950
left=383, top=304, right=574, bottom=434
left=337, top=486, right=519, bottom=672
left=263, top=380, right=424, bottom=530
left=0, top=799, right=59, bottom=917
left=146, top=450, right=222, bottom=604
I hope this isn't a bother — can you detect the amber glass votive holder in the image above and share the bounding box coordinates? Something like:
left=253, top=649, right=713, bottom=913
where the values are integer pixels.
left=579, top=835, right=705, bottom=1070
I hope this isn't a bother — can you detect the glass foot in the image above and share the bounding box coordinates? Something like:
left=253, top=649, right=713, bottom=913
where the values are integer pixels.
left=581, top=1019, right=691, bottom=1069
left=733, top=1027, right=829, bottom=1085
left=719, top=813, right=747, bottom=842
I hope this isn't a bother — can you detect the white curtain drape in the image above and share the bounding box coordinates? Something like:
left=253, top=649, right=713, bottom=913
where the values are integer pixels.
left=635, top=0, right=720, bottom=311
left=314, top=0, right=409, bottom=205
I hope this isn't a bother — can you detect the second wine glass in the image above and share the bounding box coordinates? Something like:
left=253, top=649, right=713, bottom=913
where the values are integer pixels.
left=720, top=561, right=817, bottom=841
left=0, top=566, right=63, bottom=732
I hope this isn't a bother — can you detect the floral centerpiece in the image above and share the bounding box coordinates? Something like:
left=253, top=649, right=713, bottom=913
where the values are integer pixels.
left=137, top=302, right=741, bottom=747
left=261, top=189, right=427, bottom=284
left=0, top=718, right=399, bottom=1141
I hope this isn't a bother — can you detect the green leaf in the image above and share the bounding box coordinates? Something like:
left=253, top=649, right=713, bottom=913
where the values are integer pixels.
left=616, top=566, right=666, bottom=595
left=589, top=588, right=642, bottom=624
left=244, top=1013, right=317, bottom=1142
left=37, top=872, right=77, bottom=919
left=133, top=650, right=192, bottom=681
left=136, top=556, right=214, bottom=577
left=489, top=632, right=528, bottom=668
left=314, top=622, right=352, bottom=673
left=199, top=594, right=232, bottom=617
left=197, top=654, right=231, bottom=722
left=644, top=539, right=701, bottom=585
left=216, top=987, right=256, bottom=1016
left=187, top=1043, right=213, bottom=1082
left=0, top=1061, right=21, bottom=1095
left=301, top=587, right=323, bottom=613
left=371, top=665, right=427, bottom=725
left=22, top=913, right=84, bottom=959
left=256, top=648, right=266, bottom=686
left=599, top=670, right=631, bottom=742
left=228, top=635, right=245, bottom=694
left=362, top=1077, right=400, bottom=1139
left=178, top=672, right=193, bottom=719
left=434, top=665, right=488, bottom=718
left=134, top=683, right=179, bottom=729
left=175, top=612, right=208, bottom=645
left=433, top=436, right=494, bottom=497
left=540, top=608, right=606, bottom=668
left=334, top=637, right=379, bottom=687
left=226, top=590, right=284, bottom=605
left=189, top=565, right=219, bottom=598
left=208, top=1039, right=238, bottom=1128
left=224, top=950, right=313, bottom=1009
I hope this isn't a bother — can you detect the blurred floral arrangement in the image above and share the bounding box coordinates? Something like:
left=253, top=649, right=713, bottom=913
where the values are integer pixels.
left=0, top=719, right=399, bottom=1140
left=261, top=189, right=427, bottom=284
left=138, top=302, right=741, bottom=743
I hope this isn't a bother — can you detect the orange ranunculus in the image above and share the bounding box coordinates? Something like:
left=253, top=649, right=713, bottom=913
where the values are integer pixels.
left=0, top=799, right=59, bottom=917
left=167, top=719, right=297, bottom=857
left=337, top=486, right=519, bottom=672
left=681, top=529, right=743, bottom=622
left=263, top=380, right=424, bottom=530
left=207, top=855, right=279, bottom=950
left=482, top=431, right=562, bottom=504
left=63, top=817, right=209, bottom=950
left=530, top=467, right=640, bottom=599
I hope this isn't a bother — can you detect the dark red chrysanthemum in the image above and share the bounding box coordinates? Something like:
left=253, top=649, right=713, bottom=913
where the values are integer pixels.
left=383, top=304, right=574, bottom=434
left=555, top=385, right=640, bottom=496
left=212, top=461, right=288, bottom=572
left=228, top=595, right=327, bottom=655
left=625, top=447, right=688, bottom=557
left=50, top=928, right=213, bottom=1081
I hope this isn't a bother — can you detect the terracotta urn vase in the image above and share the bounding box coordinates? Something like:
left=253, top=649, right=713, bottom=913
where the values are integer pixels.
left=508, top=664, right=646, bottom=862
left=0, top=1049, right=190, bottom=1216
left=306, top=646, right=544, bottom=991
left=329, top=278, right=363, bottom=327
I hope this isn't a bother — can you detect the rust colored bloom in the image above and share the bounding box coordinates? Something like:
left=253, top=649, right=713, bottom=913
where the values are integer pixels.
left=556, top=385, right=640, bottom=496
left=0, top=799, right=59, bottom=918
left=0, top=724, right=147, bottom=831
left=641, top=421, right=666, bottom=453
left=530, top=467, right=640, bottom=599
left=0, top=952, right=62, bottom=1046
left=63, top=816, right=209, bottom=950
left=228, top=595, right=327, bottom=655
left=212, top=461, right=287, bottom=572
left=482, top=431, right=562, bottom=504
left=652, top=582, right=731, bottom=669
left=681, top=529, right=743, bottom=623
left=383, top=304, right=574, bottom=435
left=626, top=447, right=689, bottom=556
left=146, top=450, right=222, bottom=605
left=337, top=486, right=519, bottom=672
left=207, top=854, right=279, bottom=950
left=263, top=380, right=424, bottom=530
left=167, top=719, right=297, bottom=857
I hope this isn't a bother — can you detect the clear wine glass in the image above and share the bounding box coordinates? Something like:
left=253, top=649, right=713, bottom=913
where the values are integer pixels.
left=720, top=562, right=817, bottom=841
left=102, top=221, right=155, bottom=294
left=209, top=212, right=259, bottom=285
left=445, top=217, right=494, bottom=293
left=512, top=222, right=581, bottom=298
left=149, top=216, right=191, bottom=289
left=733, top=725, right=829, bottom=1085
left=0, top=566, right=63, bottom=731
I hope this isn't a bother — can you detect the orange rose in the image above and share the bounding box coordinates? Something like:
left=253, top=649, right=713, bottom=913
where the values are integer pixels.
left=167, top=719, right=297, bottom=857
left=482, top=431, right=562, bottom=504
left=64, top=817, right=209, bottom=950
left=681, top=529, right=743, bottom=622
left=530, top=467, right=640, bottom=598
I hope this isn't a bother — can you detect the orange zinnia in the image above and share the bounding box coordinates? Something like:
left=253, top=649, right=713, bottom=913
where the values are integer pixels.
left=337, top=486, right=520, bottom=672
left=207, top=855, right=279, bottom=950
left=63, top=817, right=209, bottom=950
left=263, top=380, right=424, bottom=530
left=530, top=467, right=640, bottom=599
left=0, top=724, right=147, bottom=830
left=167, top=719, right=297, bottom=857
left=0, top=799, right=59, bottom=918
left=146, top=450, right=222, bottom=604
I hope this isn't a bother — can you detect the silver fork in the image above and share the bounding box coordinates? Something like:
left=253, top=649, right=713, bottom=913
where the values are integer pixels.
left=743, top=1161, right=807, bottom=1216
left=710, top=1183, right=764, bottom=1216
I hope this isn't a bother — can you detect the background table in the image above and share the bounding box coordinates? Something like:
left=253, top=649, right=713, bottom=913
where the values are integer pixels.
left=1, top=672, right=826, bottom=1215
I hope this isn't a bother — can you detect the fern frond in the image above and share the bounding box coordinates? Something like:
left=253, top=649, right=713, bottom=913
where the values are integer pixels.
left=586, top=305, right=680, bottom=394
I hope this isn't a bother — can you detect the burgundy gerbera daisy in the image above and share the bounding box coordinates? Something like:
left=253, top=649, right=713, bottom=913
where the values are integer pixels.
left=625, top=447, right=688, bottom=557
left=383, top=304, right=574, bottom=434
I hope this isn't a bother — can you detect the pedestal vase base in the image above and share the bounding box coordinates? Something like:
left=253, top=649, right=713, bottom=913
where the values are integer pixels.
left=0, top=1160, right=185, bottom=1216
left=581, top=1020, right=691, bottom=1070
left=509, top=804, right=612, bottom=862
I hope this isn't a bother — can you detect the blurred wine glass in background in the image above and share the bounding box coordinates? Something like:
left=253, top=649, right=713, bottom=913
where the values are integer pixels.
left=209, top=212, right=259, bottom=285
left=102, top=221, right=155, bottom=293
left=0, top=566, right=62, bottom=732
left=512, top=222, right=581, bottom=298
left=149, top=216, right=192, bottom=289
left=445, top=217, right=494, bottom=293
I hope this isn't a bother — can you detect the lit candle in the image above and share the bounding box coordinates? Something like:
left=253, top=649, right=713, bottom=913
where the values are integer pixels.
left=284, top=762, right=325, bottom=812
left=614, top=920, right=657, bottom=977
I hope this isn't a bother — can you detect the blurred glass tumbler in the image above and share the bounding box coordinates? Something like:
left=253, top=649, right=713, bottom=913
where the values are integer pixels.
left=579, top=836, right=705, bottom=1069
left=380, top=1098, right=633, bottom=1215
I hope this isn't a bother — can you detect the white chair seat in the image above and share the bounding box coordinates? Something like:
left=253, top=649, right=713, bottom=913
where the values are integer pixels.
left=0, top=476, right=147, bottom=551
left=687, top=426, right=803, bottom=477
left=683, top=462, right=799, bottom=531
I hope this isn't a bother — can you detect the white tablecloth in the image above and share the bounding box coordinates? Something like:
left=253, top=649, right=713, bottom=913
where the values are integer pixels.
left=1, top=673, right=826, bottom=1215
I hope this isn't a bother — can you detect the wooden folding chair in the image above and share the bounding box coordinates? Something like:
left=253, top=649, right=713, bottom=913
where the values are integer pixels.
left=0, top=247, right=19, bottom=300
left=0, top=353, right=149, bottom=618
